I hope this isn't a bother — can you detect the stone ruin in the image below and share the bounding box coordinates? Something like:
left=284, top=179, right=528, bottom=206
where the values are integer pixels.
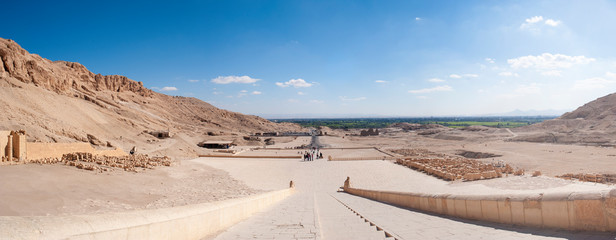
left=393, top=148, right=523, bottom=181
left=28, top=152, right=172, bottom=173
left=360, top=128, right=379, bottom=136
left=148, top=130, right=171, bottom=139
left=0, top=130, right=27, bottom=163
left=558, top=173, right=616, bottom=184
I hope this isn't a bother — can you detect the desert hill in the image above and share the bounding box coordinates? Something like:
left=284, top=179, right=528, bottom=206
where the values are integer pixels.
left=0, top=37, right=302, bottom=158
left=513, top=93, right=616, bottom=145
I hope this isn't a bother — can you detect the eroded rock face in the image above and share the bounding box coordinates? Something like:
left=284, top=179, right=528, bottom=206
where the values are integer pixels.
left=0, top=38, right=152, bottom=97
left=0, top=37, right=304, bottom=154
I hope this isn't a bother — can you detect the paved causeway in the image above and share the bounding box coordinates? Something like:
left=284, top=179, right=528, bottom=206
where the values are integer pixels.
left=201, top=139, right=614, bottom=239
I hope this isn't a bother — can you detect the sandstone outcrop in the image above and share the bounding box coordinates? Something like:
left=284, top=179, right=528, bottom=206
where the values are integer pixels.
left=514, top=92, right=616, bottom=146
left=0, top=37, right=303, bottom=158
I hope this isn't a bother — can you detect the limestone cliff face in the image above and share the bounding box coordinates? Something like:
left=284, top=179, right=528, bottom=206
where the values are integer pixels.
left=0, top=37, right=302, bottom=157
left=0, top=38, right=152, bottom=97
left=513, top=92, right=616, bottom=145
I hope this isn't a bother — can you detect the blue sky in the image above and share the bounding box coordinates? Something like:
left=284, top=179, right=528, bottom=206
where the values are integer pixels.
left=4, top=0, right=616, bottom=117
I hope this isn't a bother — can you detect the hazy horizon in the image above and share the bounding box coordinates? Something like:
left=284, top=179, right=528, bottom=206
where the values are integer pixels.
left=4, top=0, right=616, bottom=117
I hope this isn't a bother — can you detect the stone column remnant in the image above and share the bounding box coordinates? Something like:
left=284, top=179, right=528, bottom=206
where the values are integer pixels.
left=7, top=134, right=12, bottom=161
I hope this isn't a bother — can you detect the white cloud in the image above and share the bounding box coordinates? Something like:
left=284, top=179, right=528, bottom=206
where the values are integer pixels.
left=212, top=91, right=222, bottom=95
left=515, top=83, right=541, bottom=95
left=408, top=85, right=453, bottom=94
left=415, top=17, right=422, bottom=21
left=416, top=96, right=428, bottom=99
left=544, top=19, right=561, bottom=27
left=606, top=72, right=616, bottom=78
left=541, top=70, right=562, bottom=76
left=211, top=75, right=260, bottom=84
left=188, top=79, right=199, bottom=83
left=287, top=99, right=299, bottom=103
left=499, top=72, right=519, bottom=77
left=252, top=91, right=262, bottom=95
left=572, top=77, right=616, bottom=91
left=297, top=91, right=306, bottom=95
left=527, top=16, right=544, bottom=24
left=339, top=96, right=367, bottom=102
left=160, top=86, right=178, bottom=91
left=520, top=16, right=561, bottom=31
left=276, top=78, right=313, bottom=88
left=450, top=74, right=478, bottom=79
left=428, top=78, right=445, bottom=83
left=520, top=16, right=544, bottom=29
left=240, top=90, right=248, bottom=93
left=508, top=53, right=595, bottom=69
left=310, top=100, right=324, bottom=104
left=375, top=80, right=388, bottom=83
left=485, top=58, right=495, bottom=64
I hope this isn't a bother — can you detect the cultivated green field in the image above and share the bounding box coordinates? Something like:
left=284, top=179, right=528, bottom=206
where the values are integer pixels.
left=272, top=116, right=556, bottom=129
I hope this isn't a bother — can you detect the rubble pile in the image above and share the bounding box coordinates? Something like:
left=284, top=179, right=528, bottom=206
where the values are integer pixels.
left=557, top=173, right=616, bottom=184
left=29, top=152, right=171, bottom=172
left=394, top=148, right=521, bottom=181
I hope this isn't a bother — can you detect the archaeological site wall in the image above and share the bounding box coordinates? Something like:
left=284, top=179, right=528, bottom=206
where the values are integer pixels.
left=0, top=187, right=295, bottom=239
left=26, top=142, right=126, bottom=160
left=1, top=130, right=126, bottom=163
left=343, top=181, right=616, bottom=232
left=0, top=130, right=27, bottom=162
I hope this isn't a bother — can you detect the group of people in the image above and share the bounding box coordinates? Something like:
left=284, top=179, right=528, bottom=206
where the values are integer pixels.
left=301, top=147, right=323, bottom=161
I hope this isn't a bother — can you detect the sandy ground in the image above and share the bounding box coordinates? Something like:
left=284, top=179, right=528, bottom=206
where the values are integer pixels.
left=323, top=132, right=616, bottom=177
left=2, top=130, right=616, bottom=217
left=0, top=161, right=259, bottom=216
left=197, top=147, right=613, bottom=197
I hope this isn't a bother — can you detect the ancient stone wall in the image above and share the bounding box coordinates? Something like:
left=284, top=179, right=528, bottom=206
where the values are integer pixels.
left=27, top=142, right=126, bottom=160
left=0, top=187, right=295, bottom=239
left=12, top=131, right=26, bottom=161
left=0, top=131, right=9, bottom=161
left=343, top=182, right=616, bottom=232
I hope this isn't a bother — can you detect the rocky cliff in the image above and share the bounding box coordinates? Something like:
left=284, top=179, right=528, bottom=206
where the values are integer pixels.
left=0, top=37, right=302, bottom=158
left=513, top=93, right=616, bottom=146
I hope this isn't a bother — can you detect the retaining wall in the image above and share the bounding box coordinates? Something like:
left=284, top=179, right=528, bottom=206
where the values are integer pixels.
left=199, top=154, right=301, bottom=159
left=26, top=142, right=126, bottom=160
left=343, top=185, right=616, bottom=232
left=0, top=187, right=295, bottom=239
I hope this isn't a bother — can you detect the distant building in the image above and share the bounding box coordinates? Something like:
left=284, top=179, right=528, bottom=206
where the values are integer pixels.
left=148, top=131, right=171, bottom=139
left=360, top=128, right=379, bottom=136
left=198, top=141, right=234, bottom=149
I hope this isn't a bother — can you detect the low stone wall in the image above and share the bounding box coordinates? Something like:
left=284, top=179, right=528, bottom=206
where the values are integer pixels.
left=199, top=154, right=301, bottom=159
left=328, top=156, right=396, bottom=161
left=344, top=184, right=616, bottom=232
left=26, top=142, right=126, bottom=160
left=0, top=187, right=295, bottom=239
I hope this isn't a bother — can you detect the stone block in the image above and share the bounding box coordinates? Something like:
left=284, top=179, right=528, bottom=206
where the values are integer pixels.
left=541, top=200, right=570, bottom=229
left=453, top=199, right=467, bottom=218
left=510, top=201, right=525, bottom=225
left=465, top=199, right=483, bottom=220
left=480, top=200, right=500, bottom=222
left=572, top=199, right=606, bottom=231
left=523, top=199, right=543, bottom=227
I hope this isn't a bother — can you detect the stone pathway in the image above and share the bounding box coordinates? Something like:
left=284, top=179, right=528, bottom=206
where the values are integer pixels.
left=212, top=192, right=390, bottom=240
left=200, top=137, right=616, bottom=240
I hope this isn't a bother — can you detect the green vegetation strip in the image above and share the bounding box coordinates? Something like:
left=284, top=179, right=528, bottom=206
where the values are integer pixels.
left=272, top=116, right=556, bottom=129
